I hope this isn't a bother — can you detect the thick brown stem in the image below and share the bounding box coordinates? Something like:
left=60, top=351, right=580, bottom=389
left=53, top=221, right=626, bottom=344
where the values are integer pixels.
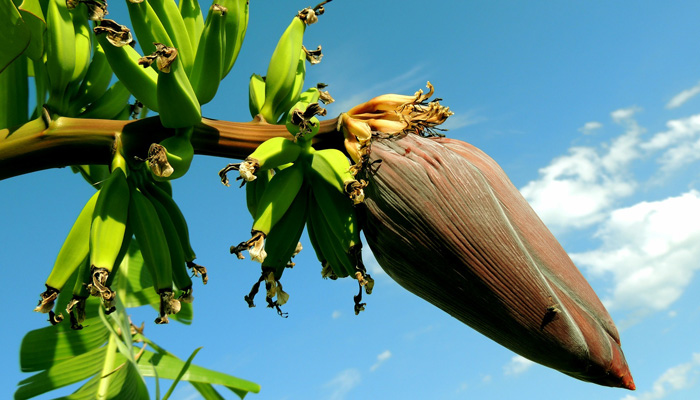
left=0, top=115, right=342, bottom=180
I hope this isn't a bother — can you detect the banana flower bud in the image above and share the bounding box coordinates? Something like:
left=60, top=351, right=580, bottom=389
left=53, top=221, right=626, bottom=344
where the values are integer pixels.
left=359, top=133, right=635, bottom=390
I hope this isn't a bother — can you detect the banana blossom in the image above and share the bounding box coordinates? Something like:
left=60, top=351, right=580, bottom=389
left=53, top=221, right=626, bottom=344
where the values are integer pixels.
left=342, top=86, right=635, bottom=389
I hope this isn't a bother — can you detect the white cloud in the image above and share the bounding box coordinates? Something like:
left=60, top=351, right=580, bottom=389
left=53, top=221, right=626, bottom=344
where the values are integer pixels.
left=370, top=350, right=392, bottom=372
left=571, top=190, right=700, bottom=315
left=611, top=106, right=642, bottom=123
left=621, top=353, right=700, bottom=400
left=324, top=369, right=361, bottom=400
left=579, top=121, right=603, bottom=135
left=521, top=107, right=649, bottom=231
left=503, top=355, right=535, bottom=376
left=666, top=82, right=700, bottom=109
left=642, top=114, right=700, bottom=151
left=639, top=114, right=700, bottom=175
left=481, top=374, right=492, bottom=384
left=332, top=310, right=341, bottom=319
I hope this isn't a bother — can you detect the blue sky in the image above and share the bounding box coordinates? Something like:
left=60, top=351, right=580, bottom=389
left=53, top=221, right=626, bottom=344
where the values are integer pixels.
left=2, top=1, right=700, bottom=399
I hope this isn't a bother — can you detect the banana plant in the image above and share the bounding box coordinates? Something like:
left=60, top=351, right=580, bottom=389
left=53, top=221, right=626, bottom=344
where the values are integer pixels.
left=1, top=0, right=637, bottom=395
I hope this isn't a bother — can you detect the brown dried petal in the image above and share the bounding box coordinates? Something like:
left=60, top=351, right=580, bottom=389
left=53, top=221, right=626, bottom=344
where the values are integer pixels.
left=147, top=143, right=174, bottom=178
left=93, top=19, right=133, bottom=47
left=360, top=134, right=634, bottom=390
left=303, top=45, right=323, bottom=64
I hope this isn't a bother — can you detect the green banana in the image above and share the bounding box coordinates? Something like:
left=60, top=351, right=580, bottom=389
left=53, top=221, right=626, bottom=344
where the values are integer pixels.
left=65, top=257, right=91, bottom=329
left=141, top=177, right=196, bottom=261
left=252, top=161, right=305, bottom=236
left=94, top=20, right=160, bottom=112
left=125, top=0, right=174, bottom=58
left=304, top=203, right=336, bottom=279
left=306, top=195, right=351, bottom=279
left=245, top=168, right=272, bottom=218
left=142, top=182, right=193, bottom=301
left=261, top=183, right=309, bottom=280
left=308, top=148, right=365, bottom=204
left=258, top=14, right=305, bottom=123
left=272, top=48, right=307, bottom=123
left=307, top=191, right=374, bottom=315
left=155, top=46, right=202, bottom=128
left=128, top=184, right=178, bottom=324
left=71, top=41, right=114, bottom=113
left=236, top=136, right=303, bottom=182
left=179, top=0, right=205, bottom=51
left=190, top=3, right=227, bottom=105
left=88, top=153, right=130, bottom=308
left=148, top=0, right=195, bottom=74
left=78, top=80, right=133, bottom=119
left=305, top=149, right=371, bottom=286
left=67, top=2, right=92, bottom=101
left=146, top=126, right=195, bottom=180
left=34, top=190, right=100, bottom=318
left=248, top=73, right=266, bottom=119
left=91, top=224, right=133, bottom=315
left=219, top=0, right=249, bottom=78
left=45, top=0, right=76, bottom=110
left=232, top=161, right=305, bottom=263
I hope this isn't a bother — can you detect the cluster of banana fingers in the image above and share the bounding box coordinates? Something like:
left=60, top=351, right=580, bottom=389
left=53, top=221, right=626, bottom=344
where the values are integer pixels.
left=34, top=152, right=207, bottom=328
left=39, top=0, right=132, bottom=119
left=88, top=0, right=249, bottom=180
left=220, top=115, right=373, bottom=317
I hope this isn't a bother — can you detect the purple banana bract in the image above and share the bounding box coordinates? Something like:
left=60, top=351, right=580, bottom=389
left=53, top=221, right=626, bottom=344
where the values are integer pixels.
left=359, top=133, right=635, bottom=390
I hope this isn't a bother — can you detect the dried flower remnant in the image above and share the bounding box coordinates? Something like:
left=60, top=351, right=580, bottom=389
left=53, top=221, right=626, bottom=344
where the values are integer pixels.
left=93, top=19, right=133, bottom=47
left=358, top=133, right=635, bottom=389
left=339, top=82, right=452, bottom=170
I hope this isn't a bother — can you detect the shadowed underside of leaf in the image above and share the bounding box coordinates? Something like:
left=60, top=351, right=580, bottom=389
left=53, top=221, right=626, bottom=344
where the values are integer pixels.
left=17, top=239, right=258, bottom=399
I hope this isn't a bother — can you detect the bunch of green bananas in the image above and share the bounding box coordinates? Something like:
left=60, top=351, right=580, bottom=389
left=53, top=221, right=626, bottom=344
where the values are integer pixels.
left=38, top=0, right=132, bottom=120
left=221, top=101, right=373, bottom=316
left=88, top=0, right=248, bottom=181
left=248, top=5, right=326, bottom=123
left=34, top=148, right=207, bottom=328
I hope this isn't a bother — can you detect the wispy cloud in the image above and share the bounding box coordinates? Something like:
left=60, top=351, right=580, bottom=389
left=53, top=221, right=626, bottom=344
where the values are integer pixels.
left=332, top=310, right=341, bottom=319
left=666, top=82, right=700, bottom=109
left=621, top=353, right=700, bottom=400
left=327, top=65, right=426, bottom=115
left=370, top=350, right=392, bottom=372
left=641, top=114, right=700, bottom=175
left=324, top=369, right=361, bottom=400
left=579, top=121, right=603, bottom=135
left=571, top=190, right=700, bottom=319
left=503, top=355, right=535, bottom=376
left=403, top=324, right=435, bottom=341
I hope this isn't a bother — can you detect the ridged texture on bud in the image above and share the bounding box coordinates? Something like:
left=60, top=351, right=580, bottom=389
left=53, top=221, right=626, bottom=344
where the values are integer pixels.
left=360, top=133, right=635, bottom=390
